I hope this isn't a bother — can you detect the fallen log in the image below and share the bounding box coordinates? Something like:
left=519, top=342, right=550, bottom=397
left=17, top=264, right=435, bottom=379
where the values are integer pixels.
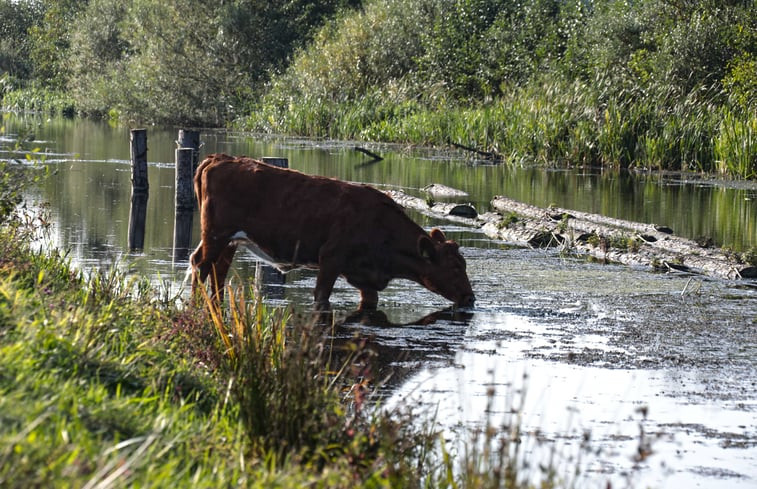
left=422, top=183, right=469, bottom=199
left=385, top=190, right=564, bottom=247
left=487, top=196, right=757, bottom=280
left=384, top=189, right=756, bottom=280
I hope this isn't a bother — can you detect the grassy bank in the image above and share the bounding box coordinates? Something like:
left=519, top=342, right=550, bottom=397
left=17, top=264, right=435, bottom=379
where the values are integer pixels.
left=0, top=161, right=564, bottom=488
left=245, top=75, right=757, bottom=178
left=0, top=217, right=420, bottom=486
left=240, top=0, right=757, bottom=179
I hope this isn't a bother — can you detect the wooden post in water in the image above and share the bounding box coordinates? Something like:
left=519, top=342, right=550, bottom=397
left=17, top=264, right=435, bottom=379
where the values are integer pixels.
left=173, top=147, right=195, bottom=261
left=177, top=129, right=201, bottom=173
left=177, top=130, right=201, bottom=210
left=128, top=129, right=148, bottom=251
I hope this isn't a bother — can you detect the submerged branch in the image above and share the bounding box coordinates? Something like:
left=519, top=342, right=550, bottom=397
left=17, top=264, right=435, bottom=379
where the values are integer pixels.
left=449, top=141, right=503, bottom=163
left=354, top=146, right=383, bottom=162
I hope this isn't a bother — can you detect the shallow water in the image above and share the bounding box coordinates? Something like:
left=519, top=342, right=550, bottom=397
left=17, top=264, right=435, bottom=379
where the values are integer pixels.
left=376, top=243, right=757, bottom=489
left=3, top=113, right=756, bottom=488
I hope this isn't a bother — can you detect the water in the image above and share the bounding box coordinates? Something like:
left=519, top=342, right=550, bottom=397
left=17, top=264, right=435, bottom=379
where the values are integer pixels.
left=3, top=113, right=757, bottom=488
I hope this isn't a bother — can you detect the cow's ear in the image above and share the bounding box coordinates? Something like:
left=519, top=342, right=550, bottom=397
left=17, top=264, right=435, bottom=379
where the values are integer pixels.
left=429, top=228, right=446, bottom=243
left=418, top=235, right=438, bottom=263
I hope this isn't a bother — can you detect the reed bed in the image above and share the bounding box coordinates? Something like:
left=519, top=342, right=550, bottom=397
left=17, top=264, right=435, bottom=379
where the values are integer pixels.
left=249, top=75, right=755, bottom=178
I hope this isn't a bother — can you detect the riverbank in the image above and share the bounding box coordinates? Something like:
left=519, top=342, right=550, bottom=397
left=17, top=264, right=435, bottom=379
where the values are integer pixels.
left=0, top=163, right=565, bottom=488
left=3, top=2, right=755, bottom=177
left=4, top=78, right=756, bottom=180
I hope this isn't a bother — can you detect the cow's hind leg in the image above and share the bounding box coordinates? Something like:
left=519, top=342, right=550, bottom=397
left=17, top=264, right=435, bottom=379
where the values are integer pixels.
left=190, top=238, right=235, bottom=303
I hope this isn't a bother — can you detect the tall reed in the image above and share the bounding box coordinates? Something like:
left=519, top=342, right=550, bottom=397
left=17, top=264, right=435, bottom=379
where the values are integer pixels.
left=715, top=108, right=757, bottom=179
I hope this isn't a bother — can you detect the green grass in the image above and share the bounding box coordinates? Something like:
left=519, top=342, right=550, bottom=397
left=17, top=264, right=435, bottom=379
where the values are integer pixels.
left=0, top=151, right=578, bottom=488
left=0, top=238, right=247, bottom=486
left=715, top=108, right=757, bottom=179
left=1, top=210, right=569, bottom=488
left=244, top=75, right=755, bottom=179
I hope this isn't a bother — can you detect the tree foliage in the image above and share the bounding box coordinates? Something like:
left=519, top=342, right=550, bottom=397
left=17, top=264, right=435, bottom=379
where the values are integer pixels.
left=3, top=0, right=756, bottom=176
left=13, top=0, right=358, bottom=124
left=0, top=0, right=44, bottom=80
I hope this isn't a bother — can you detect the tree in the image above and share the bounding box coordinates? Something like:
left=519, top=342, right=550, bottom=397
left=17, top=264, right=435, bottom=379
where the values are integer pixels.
left=27, top=0, right=86, bottom=89
left=0, top=0, right=43, bottom=80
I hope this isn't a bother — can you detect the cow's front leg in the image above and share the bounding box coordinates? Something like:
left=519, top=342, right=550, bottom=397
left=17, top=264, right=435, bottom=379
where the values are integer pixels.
left=358, top=289, right=378, bottom=310
left=314, top=267, right=338, bottom=310
left=315, top=241, right=346, bottom=309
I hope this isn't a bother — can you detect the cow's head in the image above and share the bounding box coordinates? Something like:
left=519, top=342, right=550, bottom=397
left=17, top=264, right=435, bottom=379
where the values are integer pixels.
left=417, top=228, right=475, bottom=308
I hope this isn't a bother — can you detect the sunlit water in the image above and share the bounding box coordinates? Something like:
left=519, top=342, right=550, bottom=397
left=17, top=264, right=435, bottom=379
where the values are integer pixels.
left=3, top=113, right=756, bottom=488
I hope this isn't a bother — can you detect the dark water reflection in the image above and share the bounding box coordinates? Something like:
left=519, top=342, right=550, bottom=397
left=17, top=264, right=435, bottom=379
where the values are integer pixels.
left=3, top=113, right=757, bottom=488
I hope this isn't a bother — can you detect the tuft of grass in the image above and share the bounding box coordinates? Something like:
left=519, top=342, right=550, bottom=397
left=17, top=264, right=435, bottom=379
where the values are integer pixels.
left=498, top=212, right=520, bottom=229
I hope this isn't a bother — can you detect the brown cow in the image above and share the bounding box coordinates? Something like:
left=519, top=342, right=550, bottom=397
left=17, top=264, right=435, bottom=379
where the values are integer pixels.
left=190, top=154, right=475, bottom=310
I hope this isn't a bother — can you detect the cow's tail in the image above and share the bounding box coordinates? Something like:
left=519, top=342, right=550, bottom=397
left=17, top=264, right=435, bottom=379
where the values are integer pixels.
left=193, top=156, right=214, bottom=210
left=183, top=240, right=202, bottom=287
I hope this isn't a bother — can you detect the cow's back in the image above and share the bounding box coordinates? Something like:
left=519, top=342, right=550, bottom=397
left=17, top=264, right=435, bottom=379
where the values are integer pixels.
left=195, top=154, right=418, bottom=266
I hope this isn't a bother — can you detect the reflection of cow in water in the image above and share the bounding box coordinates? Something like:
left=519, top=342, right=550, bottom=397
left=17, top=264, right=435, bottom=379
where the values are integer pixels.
left=190, top=154, right=475, bottom=310
left=331, top=308, right=475, bottom=388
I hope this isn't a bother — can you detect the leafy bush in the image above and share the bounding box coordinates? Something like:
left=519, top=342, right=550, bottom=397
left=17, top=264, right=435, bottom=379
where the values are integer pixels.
left=0, top=0, right=43, bottom=79
left=63, top=0, right=358, bottom=124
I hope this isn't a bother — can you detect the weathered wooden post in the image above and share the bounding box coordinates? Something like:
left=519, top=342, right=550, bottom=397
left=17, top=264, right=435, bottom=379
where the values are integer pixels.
left=262, top=156, right=288, bottom=168
left=128, top=129, right=148, bottom=251
left=178, top=130, right=201, bottom=211
left=173, top=147, right=195, bottom=261
left=177, top=129, right=201, bottom=173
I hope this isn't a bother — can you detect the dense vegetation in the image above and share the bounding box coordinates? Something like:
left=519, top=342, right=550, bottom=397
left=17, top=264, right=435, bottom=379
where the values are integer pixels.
left=1, top=0, right=756, bottom=177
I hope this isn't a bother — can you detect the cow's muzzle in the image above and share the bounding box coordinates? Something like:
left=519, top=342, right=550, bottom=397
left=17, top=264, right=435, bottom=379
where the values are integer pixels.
left=456, top=294, right=476, bottom=308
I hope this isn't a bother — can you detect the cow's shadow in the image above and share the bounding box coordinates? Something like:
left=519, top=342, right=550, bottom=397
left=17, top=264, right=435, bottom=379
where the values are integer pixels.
left=322, top=307, right=474, bottom=391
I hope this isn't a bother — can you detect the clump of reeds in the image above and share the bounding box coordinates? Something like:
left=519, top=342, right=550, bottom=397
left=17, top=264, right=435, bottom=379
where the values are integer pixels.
left=715, top=108, right=757, bottom=179
left=197, top=281, right=441, bottom=480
